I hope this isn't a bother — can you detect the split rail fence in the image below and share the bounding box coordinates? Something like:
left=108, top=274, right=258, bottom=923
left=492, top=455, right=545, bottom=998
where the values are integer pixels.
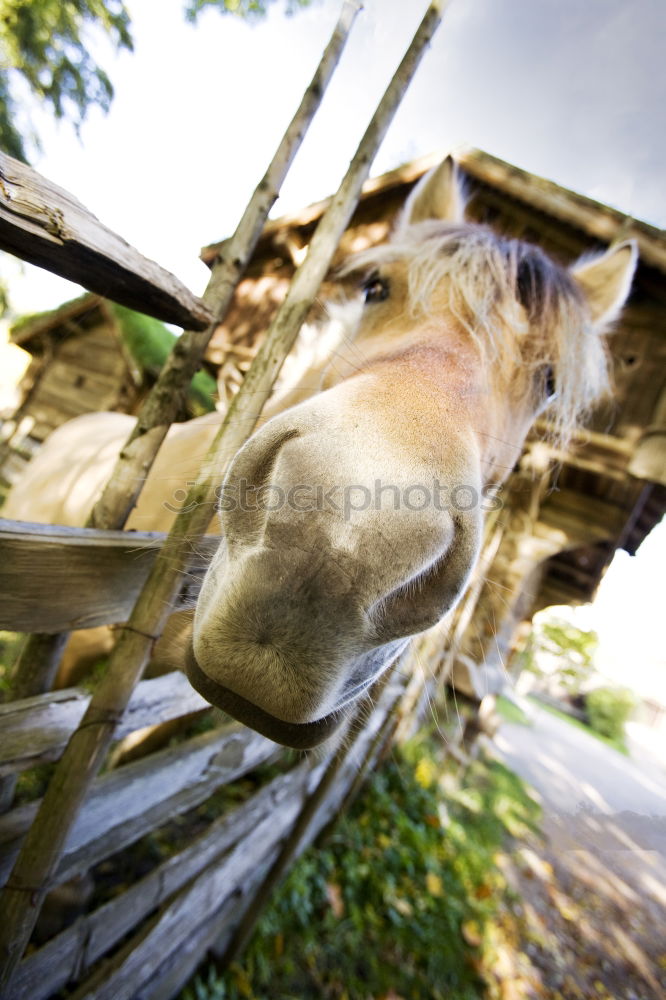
left=0, top=4, right=462, bottom=997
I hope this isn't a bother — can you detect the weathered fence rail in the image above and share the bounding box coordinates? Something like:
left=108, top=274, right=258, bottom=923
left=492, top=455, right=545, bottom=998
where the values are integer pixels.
left=0, top=519, right=218, bottom=632
left=0, top=152, right=214, bottom=331
left=10, top=760, right=317, bottom=1000
left=0, top=723, right=276, bottom=886
left=2, top=671, right=406, bottom=1000
left=62, top=675, right=404, bottom=1000
left=0, top=3, right=449, bottom=994
left=0, top=671, right=208, bottom=776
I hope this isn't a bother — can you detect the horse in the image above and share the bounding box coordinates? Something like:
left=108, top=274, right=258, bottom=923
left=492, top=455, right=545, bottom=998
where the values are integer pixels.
left=4, top=157, right=637, bottom=748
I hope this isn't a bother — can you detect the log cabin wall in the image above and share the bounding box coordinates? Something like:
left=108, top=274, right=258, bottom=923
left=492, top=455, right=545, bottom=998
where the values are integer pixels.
left=0, top=295, right=217, bottom=503
left=0, top=298, right=142, bottom=502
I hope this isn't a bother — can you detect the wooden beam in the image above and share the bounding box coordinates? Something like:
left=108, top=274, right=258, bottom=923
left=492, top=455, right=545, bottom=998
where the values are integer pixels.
left=0, top=153, right=214, bottom=331
left=457, top=149, right=666, bottom=273
left=0, top=519, right=218, bottom=632
left=0, top=672, right=208, bottom=777
left=9, top=763, right=314, bottom=1000
left=538, top=488, right=628, bottom=546
left=0, top=724, right=275, bottom=890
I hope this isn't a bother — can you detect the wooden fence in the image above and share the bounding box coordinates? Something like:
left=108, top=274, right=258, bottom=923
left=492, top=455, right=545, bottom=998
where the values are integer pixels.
left=0, top=515, right=453, bottom=998
left=0, top=4, right=452, bottom=995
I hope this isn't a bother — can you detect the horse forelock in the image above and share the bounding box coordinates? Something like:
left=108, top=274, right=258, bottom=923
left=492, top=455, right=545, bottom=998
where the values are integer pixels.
left=337, top=221, right=611, bottom=444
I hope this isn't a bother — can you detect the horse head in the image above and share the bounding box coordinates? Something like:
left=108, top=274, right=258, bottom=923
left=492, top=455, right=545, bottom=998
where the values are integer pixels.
left=187, top=157, right=637, bottom=748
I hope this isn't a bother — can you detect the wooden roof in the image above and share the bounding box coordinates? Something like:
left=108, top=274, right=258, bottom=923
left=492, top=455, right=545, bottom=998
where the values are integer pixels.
left=10, top=294, right=109, bottom=352
left=203, top=148, right=666, bottom=272
left=9, top=293, right=217, bottom=415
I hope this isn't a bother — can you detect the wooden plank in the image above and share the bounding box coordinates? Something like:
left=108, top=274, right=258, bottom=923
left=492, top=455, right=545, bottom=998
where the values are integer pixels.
left=20, top=399, right=69, bottom=427
left=10, top=763, right=314, bottom=1000
left=8, top=684, right=403, bottom=999
left=0, top=724, right=276, bottom=889
left=139, top=873, right=272, bottom=1000
left=39, top=360, right=122, bottom=396
left=55, top=347, right=128, bottom=379
left=31, top=383, right=118, bottom=416
left=0, top=152, right=214, bottom=331
left=81, top=819, right=294, bottom=1000
left=0, top=519, right=219, bottom=631
left=23, top=420, right=58, bottom=442
left=80, top=686, right=400, bottom=1000
left=0, top=672, right=208, bottom=777
left=80, top=682, right=403, bottom=1000
left=538, top=488, right=627, bottom=546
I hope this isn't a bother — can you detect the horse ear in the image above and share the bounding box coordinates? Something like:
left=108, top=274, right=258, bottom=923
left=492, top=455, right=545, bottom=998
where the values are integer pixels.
left=571, top=240, right=638, bottom=328
left=396, top=156, right=466, bottom=232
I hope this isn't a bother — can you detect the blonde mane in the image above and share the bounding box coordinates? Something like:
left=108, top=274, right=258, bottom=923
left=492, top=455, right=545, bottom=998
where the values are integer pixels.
left=342, top=221, right=612, bottom=444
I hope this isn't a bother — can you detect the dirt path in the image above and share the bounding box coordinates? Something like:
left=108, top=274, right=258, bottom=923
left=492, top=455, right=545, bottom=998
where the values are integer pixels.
left=492, top=701, right=666, bottom=999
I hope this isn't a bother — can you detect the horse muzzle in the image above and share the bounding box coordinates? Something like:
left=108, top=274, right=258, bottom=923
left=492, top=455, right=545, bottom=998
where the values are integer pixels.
left=185, top=642, right=346, bottom=748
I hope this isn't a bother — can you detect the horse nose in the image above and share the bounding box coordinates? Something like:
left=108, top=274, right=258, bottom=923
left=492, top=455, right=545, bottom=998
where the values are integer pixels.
left=220, top=425, right=301, bottom=548
left=192, top=543, right=367, bottom=724
left=193, top=404, right=481, bottom=730
left=219, top=410, right=462, bottom=606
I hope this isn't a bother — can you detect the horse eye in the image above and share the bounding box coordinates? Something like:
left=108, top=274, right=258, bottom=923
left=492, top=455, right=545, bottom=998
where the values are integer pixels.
left=542, top=365, right=557, bottom=403
left=362, top=274, right=390, bottom=304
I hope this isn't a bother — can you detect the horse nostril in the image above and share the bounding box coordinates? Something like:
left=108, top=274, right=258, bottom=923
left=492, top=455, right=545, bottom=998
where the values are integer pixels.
left=238, top=427, right=300, bottom=492
left=220, top=426, right=300, bottom=542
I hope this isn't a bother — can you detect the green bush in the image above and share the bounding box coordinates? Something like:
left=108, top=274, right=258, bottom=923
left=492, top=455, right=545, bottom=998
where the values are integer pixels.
left=585, top=686, right=636, bottom=743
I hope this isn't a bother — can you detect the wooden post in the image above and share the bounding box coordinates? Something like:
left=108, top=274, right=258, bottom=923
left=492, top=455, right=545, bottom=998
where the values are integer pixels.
left=0, top=3, right=447, bottom=984
left=0, top=633, right=69, bottom=813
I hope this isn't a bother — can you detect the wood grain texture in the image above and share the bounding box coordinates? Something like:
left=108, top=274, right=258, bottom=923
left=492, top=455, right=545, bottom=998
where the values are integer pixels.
left=0, top=519, right=218, bottom=632
left=80, top=678, right=403, bottom=1000
left=0, top=672, right=208, bottom=777
left=10, top=763, right=313, bottom=1000
left=0, top=152, right=213, bottom=330
left=0, top=725, right=275, bottom=889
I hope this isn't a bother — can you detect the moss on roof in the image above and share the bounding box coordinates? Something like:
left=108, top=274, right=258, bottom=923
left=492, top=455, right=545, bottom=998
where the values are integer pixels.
left=10, top=294, right=94, bottom=340
left=108, top=303, right=217, bottom=414
left=11, top=296, right=217, bottom=415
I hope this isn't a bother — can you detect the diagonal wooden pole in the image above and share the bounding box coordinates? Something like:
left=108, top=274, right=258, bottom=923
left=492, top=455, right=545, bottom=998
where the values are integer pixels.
left=2, top=0, right=362, bottom=729
left=0, top=1, right=446, bottom=986
left=87, top=0, right=363, bottom=533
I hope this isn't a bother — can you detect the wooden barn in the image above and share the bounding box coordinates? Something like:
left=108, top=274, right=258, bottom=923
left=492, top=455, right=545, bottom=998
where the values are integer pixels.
left=201, top=147, right=666, bottom=696
left=0, top=295, right=217, bottom=502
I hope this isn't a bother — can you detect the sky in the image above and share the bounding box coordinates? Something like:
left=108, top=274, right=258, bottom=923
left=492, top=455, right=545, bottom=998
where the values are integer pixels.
left=1, top=0, right=664, bottom=696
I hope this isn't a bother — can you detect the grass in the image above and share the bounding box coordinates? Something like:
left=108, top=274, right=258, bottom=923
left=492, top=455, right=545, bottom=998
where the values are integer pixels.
left=0, top=630, right=25, bottom=698
left=109, top=303, right=217, bottom=414
left=495, top=695, right=532, bottom=727
left=528, top=695, right=629, bottom=756
left=181, top=731, right=541, bottom=1000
